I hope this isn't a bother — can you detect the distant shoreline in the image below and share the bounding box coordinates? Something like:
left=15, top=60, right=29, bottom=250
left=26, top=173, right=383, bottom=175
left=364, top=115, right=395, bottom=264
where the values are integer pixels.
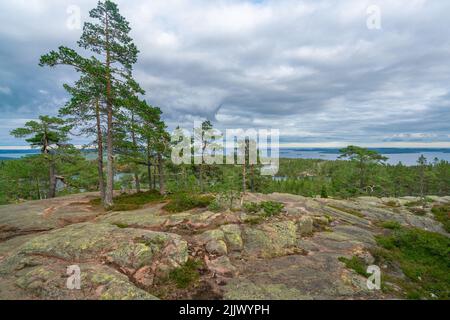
left=1, top=148, right=450, bottom=166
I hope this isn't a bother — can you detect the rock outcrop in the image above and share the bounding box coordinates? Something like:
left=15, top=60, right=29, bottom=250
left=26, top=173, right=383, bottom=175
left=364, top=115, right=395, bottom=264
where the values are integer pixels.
left=0, top=192, right=448, bottom=300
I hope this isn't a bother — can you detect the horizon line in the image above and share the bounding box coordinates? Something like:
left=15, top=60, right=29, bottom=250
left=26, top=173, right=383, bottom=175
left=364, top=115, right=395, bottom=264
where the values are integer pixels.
left=2, top=142, right=450, bottom=150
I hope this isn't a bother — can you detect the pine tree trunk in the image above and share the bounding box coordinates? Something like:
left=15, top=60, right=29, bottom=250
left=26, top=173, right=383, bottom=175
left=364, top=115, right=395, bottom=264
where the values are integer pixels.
left=250, top=164, right=255, bottom=192
left=157, top=153, right=165, bottom=195
left=104, top=12, right=114, bottom=208
left=35, top=178, right=41, bottom=200
left=48, top=157, right=57, bottom=198
left=131, top=113, right=140, bottom=193
left=199, top=164, right=204, bottom=192
left=242, top=162, right=246, bottom=194
left=95, top=100, right=105, bottom=203
left=147, top=140, right=152, bottom=189
left=147, top=163, right=152, bottom=189
left=152, top=166, right=156, bottom=190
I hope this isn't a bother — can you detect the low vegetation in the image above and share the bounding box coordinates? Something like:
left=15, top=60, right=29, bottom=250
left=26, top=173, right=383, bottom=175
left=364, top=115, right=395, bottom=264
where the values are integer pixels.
left=243, top=201, right=284, bottom=218
left=431, top=204, right=450, bottom=232
left=372, top=227, right=450, bottom=300
left=163, top=193, right=214, bottom=213
left=90, top=190, right=164, bottom=211
left=338, top=256, right=369, bottom=277
left=168, top=259, right=203, bottom=289
left=379, top=220, right=402, bottom=230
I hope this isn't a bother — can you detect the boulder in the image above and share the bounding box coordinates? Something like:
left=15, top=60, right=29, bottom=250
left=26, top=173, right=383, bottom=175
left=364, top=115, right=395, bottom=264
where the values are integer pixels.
left=205, top=256, right=237, bottom=277
left=297, top=216, right=313, bottom=236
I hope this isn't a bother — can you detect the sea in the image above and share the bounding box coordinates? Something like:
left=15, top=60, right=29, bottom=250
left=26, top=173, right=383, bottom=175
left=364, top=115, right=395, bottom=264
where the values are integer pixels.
left=2, top=148, right=450, bottom=166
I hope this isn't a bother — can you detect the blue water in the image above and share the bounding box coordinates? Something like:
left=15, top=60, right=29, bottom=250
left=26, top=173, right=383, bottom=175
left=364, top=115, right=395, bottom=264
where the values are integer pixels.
left=1, top=148, right=450, bottom=166
left=279, top=148, right=450, bottom=166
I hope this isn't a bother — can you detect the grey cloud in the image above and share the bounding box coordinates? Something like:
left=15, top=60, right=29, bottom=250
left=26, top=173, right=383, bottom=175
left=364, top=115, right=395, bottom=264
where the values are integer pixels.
left=1, top=0, right=450, bottom=146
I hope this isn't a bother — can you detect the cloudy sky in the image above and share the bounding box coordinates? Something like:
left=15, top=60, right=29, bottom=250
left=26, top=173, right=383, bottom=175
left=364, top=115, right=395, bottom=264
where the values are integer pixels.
left=1, top=0, right=449, bottom=147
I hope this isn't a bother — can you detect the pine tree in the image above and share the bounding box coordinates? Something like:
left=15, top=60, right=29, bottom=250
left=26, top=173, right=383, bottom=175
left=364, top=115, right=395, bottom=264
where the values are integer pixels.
left=60, top=70, right=107, bottom=202
left=10, top=116, right=72, bottom=198
left=77, top=0, right=139, bottom=207
left=40, top=1, right=141, bottom=207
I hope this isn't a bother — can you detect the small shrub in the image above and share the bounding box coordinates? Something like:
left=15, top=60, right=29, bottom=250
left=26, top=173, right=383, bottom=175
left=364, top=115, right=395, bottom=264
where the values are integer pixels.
left=242, top=201, right=284, bottom=217
left=243, top=202, right=260, bottom=214
left=380, top=220, right=402, bottom=230
left=260, top=201, right=284, bottom=217
left=207, top=200, right=223, bottom=212
left=163, top=193, right=214, bottom=213
left=338, top=256, right=369, bottom=277
left=321, top=186, right=328, bottom=199
left=431, top=205, right=450, bottom=233
left=168, top=259, right=203, bottom=289
left=113, top=222, right=129, bottom=229
left=384, top=200, right=400, bottom=208
left=409, top=207, right=427, bottom=216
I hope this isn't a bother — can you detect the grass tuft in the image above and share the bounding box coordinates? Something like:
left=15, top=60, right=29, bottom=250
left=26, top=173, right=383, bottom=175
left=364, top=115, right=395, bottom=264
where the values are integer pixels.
left=168, top=259, right=203, bottom=289
left=338, top=256, right=369, bottom=277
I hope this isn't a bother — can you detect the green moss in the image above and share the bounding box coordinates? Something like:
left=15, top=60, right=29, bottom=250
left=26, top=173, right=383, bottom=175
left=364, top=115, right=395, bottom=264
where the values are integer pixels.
left=373, top=227, right=450, bottom=299
left=113, top=222, right=129, bottom=229
left=168, top=259, right=203, bottom=289
left=163, top=193, right=214, bottom=213
left=338, top=256, right=369, bottom=277
left=380, top=220, right=402, bottom=230
left=431, top=204, right=450, bottom=233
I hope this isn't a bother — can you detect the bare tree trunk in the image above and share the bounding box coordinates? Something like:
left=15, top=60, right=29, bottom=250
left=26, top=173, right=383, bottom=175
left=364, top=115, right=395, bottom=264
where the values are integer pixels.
left=152, top=166, right=156, bottom=190
left=35, top=177, right=41, bottom=200
left=48, top=157, right=57, bottom=198
left=131, top=113, right=140, bottom=193
left=146, top=140, right=152, bottom=189
left=147, top=163, right=152, bottom=189
left=242, top=162, right=246, bottom=194
left=250, top=164, right=255, bottom=192
left=157, top=153, right=165, bottom=195
left=95, top=100, right=105, bottom=202
left=104, top=12, right=114, bottom=208
left=199, top=164, right=204, bottom=192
